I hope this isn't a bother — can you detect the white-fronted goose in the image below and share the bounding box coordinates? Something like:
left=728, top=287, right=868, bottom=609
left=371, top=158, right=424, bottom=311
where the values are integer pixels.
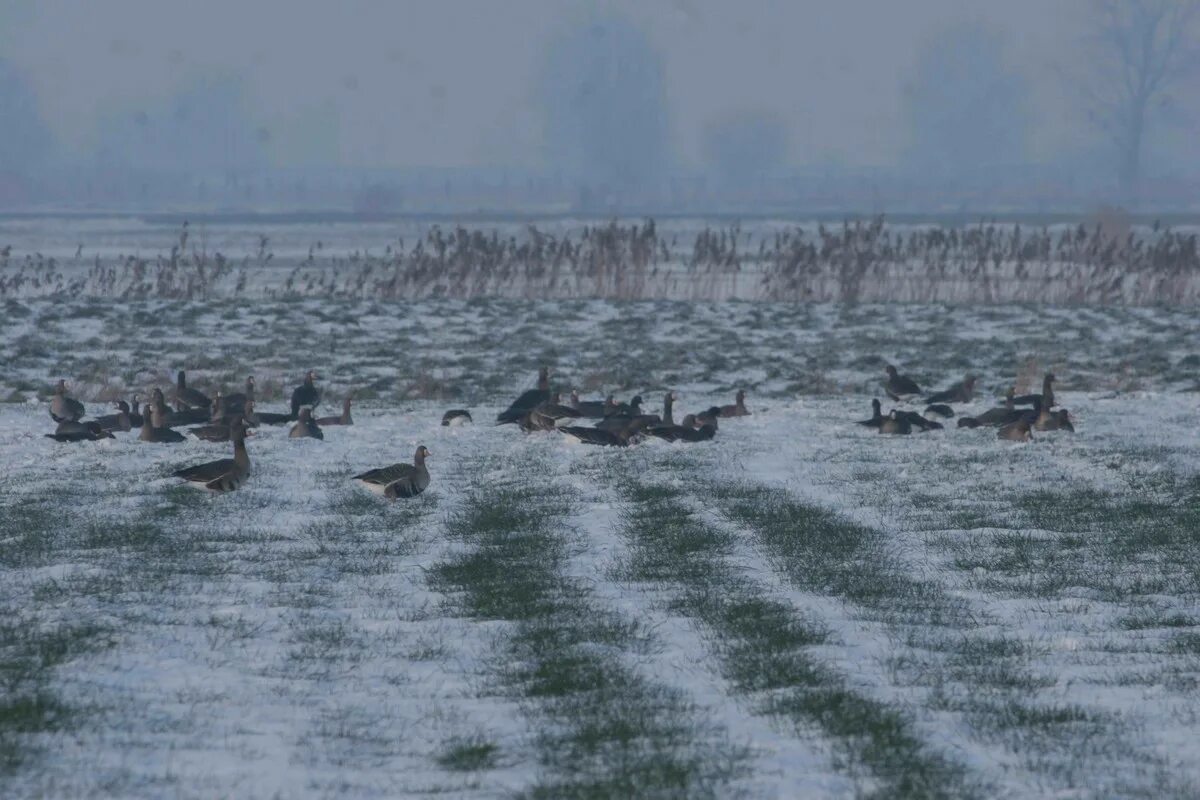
left=1034, top=407, right=1074, bottom=432
left=595, top=396, right=659, bottom=433
left=497, top=367, right=551, bottom=424
left=289, top=407, right=324, bottom=440
left=93, top=401, right=133, bottom=432
left=49, top=380, right=85, bottom=423
left=560, top=416, right=651, bottom=447
left=857, top=399, right=883, bottom=428
left=924, top=403, right=955, bottom=418
left=46, top=420, right=114, bottom=442
left=879, top=410, right=912, bottom=435
left=719, top=390, right=749, bottom=417
left=140, top=403, right=186, bottom=443
left=925, top=375, right=978, bottom=405
left=997, top=418, right=1033, bottom=441
left=174, top=419, right=252, bottom=492
left=315, top=396, right=353, bottom=426
left=570, top=391, right=608, bottom=418
left=1014, top=373, right=1056, bottom=410
left=190, top=402, right=259, bottom=441
left=884, top=365, right=921, bottom=401
left=973, top=388, right=1021, bottom=427
left=175, top=370, right=211, bottom=410
left=528, top=393, right=583, bottom=431
left=442, top=409, right=473, bottom=426
left=291, top=371, right=321, bottom=417
left=223, top=376, right=255, bottom=416
left=353, top=445, right=431, bottom=498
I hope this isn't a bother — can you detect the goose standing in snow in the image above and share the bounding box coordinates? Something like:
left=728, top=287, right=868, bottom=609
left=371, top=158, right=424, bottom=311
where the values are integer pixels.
left=93, top=401, right=133, bottom=432
left=353, top=445, right=431, bottom=498
left=173, top=419, right=252, bottom=492
left=49, top=380, right=85, bottom=423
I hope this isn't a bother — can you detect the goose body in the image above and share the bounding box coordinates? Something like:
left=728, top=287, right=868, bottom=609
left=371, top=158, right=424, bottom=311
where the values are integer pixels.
left=498, top=368, right=550, bottom=424
left=289, top=407, right=324, bottom=440
left=924, top=404, right=955, bottom=419
left=49, top=380, right=85, bottom=423
left=353, top=446, right=431, bottom=498
left=315, top=396, right=353, bottom=426
left=93, top=401, right=133, bottom=432
left=973, top=388, right=1024, bottom=427
left=857, top=399, right=883, bottom=428
left=925, top=375, right=978, bottom=405
left=442, top=409, right=473, bottom=426
left=878, top=410, right=912, bottom=435
left=46, top=420, right=113, bottom=442
left=719, top=390, right=749, bottom=417
left=570, top=391, right=608, bottom=418
left=223, top=376, right=255, bottom=416
left=1014, top=373, right=1056, bottom=409
left=140, top=404, right=186, bottom=443
left=174, top=420, right=252, bottom=492
left=175, top=370, right=211, bottom=410
left=1034, top=407, right=1074, bottom=432
left=884, top=366, right=921, bottom=401
left=997, top=418, right=1033, bottom=441
left=291, top=371, right=321, bottom=417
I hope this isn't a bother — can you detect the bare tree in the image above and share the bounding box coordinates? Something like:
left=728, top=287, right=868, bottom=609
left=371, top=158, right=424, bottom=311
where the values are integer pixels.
left=1078, top=0, right=1200, bottom=204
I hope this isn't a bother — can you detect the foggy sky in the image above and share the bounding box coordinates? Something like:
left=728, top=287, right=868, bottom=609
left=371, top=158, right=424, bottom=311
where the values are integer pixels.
left=0, top=0, right=1194, bottom=173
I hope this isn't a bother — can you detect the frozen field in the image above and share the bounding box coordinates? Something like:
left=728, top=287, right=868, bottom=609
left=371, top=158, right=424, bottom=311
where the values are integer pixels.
left=2, top=296, right=1200, bottom=798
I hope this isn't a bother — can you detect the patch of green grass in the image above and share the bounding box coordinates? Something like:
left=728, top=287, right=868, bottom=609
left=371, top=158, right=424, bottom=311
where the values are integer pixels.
left=436, top=734, right=500, bottom=772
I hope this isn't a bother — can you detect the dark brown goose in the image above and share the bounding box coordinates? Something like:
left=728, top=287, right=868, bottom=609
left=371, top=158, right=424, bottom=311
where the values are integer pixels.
left=694, top=406, right=723, bottom=430
left=175, top=370, right=211, bottom=410
left=878, top=410, right=912, bottom=435
left=719, top=390, right=750, bottom=417
left=353, top=445, right=431, bottom=498
left=646, top=414, right=716, bottom=443
left=140, top=403, right=186, bottom=443
left=1014, top=373, right=1056, bottom=410
left=173, top=419, right=252, bottom=492
left=442, top=409, right=473, bottom=426
left=997, top=417, right=1033, bottom=441
left=223, top=376, right=255, bottom=416
left=49, top=380, right=85, bottom=423
left=895, top=410, right=943, bottom=431
left=315, top=396, right=353, bottom=426
left=46, top=420, right=114, bottom=442
left=925, top=375, right=978, bottom=405
left=884, top=365, right=921, bottom=401
left=291, top=371, right=321, bottom=417
left=560, top=416, right=652, bottom=447
left=93, top=401, right=133, bottom=432
left=924, top=404, right=955, bottom=419
left=857, top=399, right=883, bottom=428
left=497, top=367, right=551, bottom=424
left=289, top=407, right=324, bottom=440
left=570, top=391, right=608, bottom=418
left=1034, top=407, right=1074, bottom=432
left=190, top=402, right=259, bottom=441
left=972, top=388, right=1023, bottom=427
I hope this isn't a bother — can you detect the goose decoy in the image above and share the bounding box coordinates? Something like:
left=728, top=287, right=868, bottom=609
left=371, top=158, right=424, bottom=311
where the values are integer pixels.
left=884, top=365, right=921, bottom=401
left=315, top=396, right=353, bottom=426
left=878, top=410, right=912, bottom=435
left=997, top=417, right=1033, bottom=441
left=291, top=371, right=321, bottom=417
left=223, top=376, right=255, bottom=416
left=497, top=367, right=551, bottom=424
left=442, top=409, right=473, bottom=426
left=924, top=403, right=955, bottom=419
left=1034, top=407, right=1074, bottom=432
left=353, top=445, right=431, bottom=498
left=1014, top=373, right=1056, bottom=409
left=139, top=403, right=186, bottom=443
left=45, top=420, right=114, bottom=442
left=173, top=419, right=252, bottom=492
left=569, top=391, right=608, bottom=418
left=288, top=407, right=324, bottom=440
left=856, top=399, right=883, bottom=428
left=174, top=370, right=211, bottom=410
left=49, top=380, right=85, bottom=423
left=719, top=390, right=750, bottom=417
left=93, top=401, right=133, bottom=432
left=925, top=375, right=978, bottom=405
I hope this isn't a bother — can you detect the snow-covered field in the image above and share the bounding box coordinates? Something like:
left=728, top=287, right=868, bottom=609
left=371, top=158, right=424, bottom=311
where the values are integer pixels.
left=3, top=295, right=1200, bottom=798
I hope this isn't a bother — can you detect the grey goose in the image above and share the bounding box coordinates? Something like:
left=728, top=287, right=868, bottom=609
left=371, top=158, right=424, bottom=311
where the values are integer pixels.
left=569, top=391, right=609, bottom=418
left=315, top=396, right=353, bottom=426
left=175, top=370, right=212, bottom=410
left=719, top=390, right=750, bottom=417
left=291, top=371, right=320, bottom=417
left=93, top=401, right=133, bottom=432
left=925, top=375, right=978, bottom=405
left=49, top=380, right=85, bottom=423
left=222, top=376, right=255, bottom=416
left=140, top=403, right=186, bottom=443
left=442, top=409, right=473, bottom=426
left=857, top=399, right=883, bottom=428
left=353, top=446, right=431, bottom=498
left=884, top=365, right=921, bottom=401
left=878, top=410, right=912, bottom=435
left=46, top=419, right=114, bottom=442
left=289, top=407, right=324, bottom=440
left=1013, top=373, right=1056, bottom=410
left=173, top=419, right=252, bottom=492
left=497, top=367, right=551, bottom=424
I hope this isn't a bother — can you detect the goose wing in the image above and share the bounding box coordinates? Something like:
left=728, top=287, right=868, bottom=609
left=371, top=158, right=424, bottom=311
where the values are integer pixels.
left=354, top=463, right=418, bottom=487
left=174, top=457, right=236, bottom=483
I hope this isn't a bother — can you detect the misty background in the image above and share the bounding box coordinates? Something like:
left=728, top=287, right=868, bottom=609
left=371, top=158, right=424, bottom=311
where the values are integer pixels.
left=1, top=0, right=1197, bottom=214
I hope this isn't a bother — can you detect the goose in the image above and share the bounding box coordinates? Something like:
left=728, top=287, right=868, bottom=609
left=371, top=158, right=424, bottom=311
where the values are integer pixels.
left=315, top=396, right=353, bottom=426
left=189, top=402, right=259, bottom=441
left=1014, top=373, right=1056, bottom=409
left=174, top=370, right=211, bottom=410
left=497, top=367, right=551, bottom=424
left=694, top=406, right=723, bottom=430
left=605, top=394, right=644, bottom=417
left=127, top=396, right=145, bottom=428
left=895, top=410, right=943, bottom=431
left=45, top=420, right=114, bottom=442
left=49, top=380, right=85, bottom=423
left=878, top=410, right=912, bottom=435
left=93, top=401, right=133, bottom=432
left=719, top=389, right=750, bottom=417
left=289, top=407, right=324, bottom=440
left=139, top=403, right=186, bottom=443
left=527, top=393, right=583, bottom=430
left=1034, top=407, right=1074, bottom=432
left=884, top=365, right=921, bottom=401
left=223, top=376, right=255, bottom=416
left=569, top=391, right=608, bottom=418
left=957, top=417, right=983, bottom=429
left=173, top=419, right=252, bottom=492
left=442, top=409, right=473, bottom=426
left=291, top=371, right=321, bottom=417
left=644, top=392, right=680, bottom=436
left=560, top=416, right=652, bottom=447
left=646, top=415, right=716, bottom=443
left=925, top=375, right=978, bottom=405
left=353, top=445, right=431, bottom=498
left=997, top=418, right=1033, bottom=441
left=595, top=397, right=659, bottom=433
left=924, top=404, right=955, bottom=419
left=254, top=405, right=296, bottom=425
left=856, top=399, right=883, bottom=428
left=972, top=388, right=1025, bottom=427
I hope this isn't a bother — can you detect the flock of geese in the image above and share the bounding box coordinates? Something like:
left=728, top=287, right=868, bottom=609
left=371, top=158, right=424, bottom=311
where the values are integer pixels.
left=865, top=366, right=1074, bottom=440
left=40, top=362, right=1069, bottom=498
